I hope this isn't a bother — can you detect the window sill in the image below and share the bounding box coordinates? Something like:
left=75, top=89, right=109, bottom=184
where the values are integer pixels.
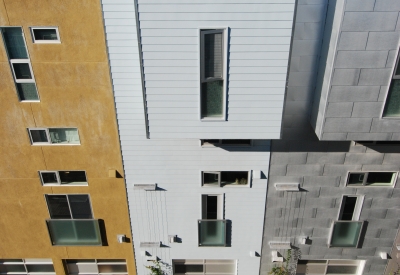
left=20, top=100, right=40, bottom=103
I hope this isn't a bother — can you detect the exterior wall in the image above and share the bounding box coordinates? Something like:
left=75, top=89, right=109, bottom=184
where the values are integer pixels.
left=311, top=0, right=400, bottom=140
left=0, top=1, right=136, bottom=274
left=102, top=0, right=272, bottom=274
left=136, top=0, right=296, bottom=139
left=261, top=1, right=400, bottom=275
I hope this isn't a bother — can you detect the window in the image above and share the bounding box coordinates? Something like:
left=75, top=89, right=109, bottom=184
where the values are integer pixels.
left=329, top=196, right=364, bottom=247
left=198, top=195, right=226, bottom=246
left=65, top=260, right=127, bottom=275
left=39, top=171, right=88, bottom=186
left=173, top=260, right=236, bottom=275
left=45, top=194, right=102, bottom=245
left=347, top=172, right=397, bottom=187
left=201, top=139, right=252, bottom=147
left=28, top=128, right=80, bottom=145
left=0, top=259, right=55, bottom=275
left=296, top=260, right=365, bottom=275
left=30, top=27, right=60, bottom=43
left=202, top=171, right=249, bottom=187
left=0, top=27, right=39, bottom=101
left=200, top=29, right=227, bottom=120
left=384, top=47, right=400, bottom=117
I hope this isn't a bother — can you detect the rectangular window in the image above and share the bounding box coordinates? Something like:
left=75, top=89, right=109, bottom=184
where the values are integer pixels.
left=30, top=27, right=60, bottom=43
left=198, top=195, right=226, bottom=246
left=338, top=196, right=363, bottom=221
left=347, top=172, right=397, bottom=187
left=28, top=128, right=80, bottom=145
left=202, top=171, right=249, bottom=187
left=39, top=171, right=88, bottom=186
left=65, top=259, right=127, bottom=275
left=0, top=259, right=55, bottom=275
left=173, top=260, right=236, bottom=275
left=201, top=139, right=252, bottom=147
left=200, top=29, right=227, bottom=120
left=383, top=47, right=400, bottom=117
left=0, top=27, right=39, bottom=101
left=46, top=194, right=93, bottom=219
left=296, top=260, right=364, bottom=275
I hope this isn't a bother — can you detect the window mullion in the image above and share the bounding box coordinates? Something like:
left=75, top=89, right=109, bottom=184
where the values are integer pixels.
left=66, top=195, right=73, bottom=219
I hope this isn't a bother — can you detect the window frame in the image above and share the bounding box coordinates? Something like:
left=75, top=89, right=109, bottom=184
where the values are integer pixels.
left=201, top=194, right=224, bottom=220
left=346, top=171, right=397, bottom=187
left=39, top=171, right=88, bottom=186
left=172, top=259, right=237, bottom=275
left=296, top=260, right=365, bottom=275
left=30, top=27, right=61, bottom=44
left=337, top=195, right=364, bottom=221
left=382, top=46, right=400, bottom=118
left=199, top=27, right=228, bottom=121
left=0, top=259, right=56, bottom=275
left=28, top=128, right=81, bottom=145
left=201, top=171, right=250, bottom=187
left=64, top=259, right=127, bottom=275
left=45, top=194, right=94, bottom=220
left=10, top=59, right=35, bottom=83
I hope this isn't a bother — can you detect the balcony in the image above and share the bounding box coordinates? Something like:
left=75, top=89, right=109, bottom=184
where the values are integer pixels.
left=46, top=219, right=102, bottom=246
left=329, top=221, right=364, bottom=247
left=198, top=220, right=226, bottom=247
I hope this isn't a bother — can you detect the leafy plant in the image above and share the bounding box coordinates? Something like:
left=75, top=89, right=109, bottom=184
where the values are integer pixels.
left=145, top=261, right=163, bottom=275
left=269, top=249, right=292, bottom=275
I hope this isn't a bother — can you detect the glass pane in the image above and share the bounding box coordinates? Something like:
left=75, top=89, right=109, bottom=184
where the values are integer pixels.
left=26, top=264, right=55, bottom=273
left=66, top=262, right=97, bottom=274
left=330, top=222, right=362, bottom=247
left=221, top=171, right=248, bottom=186
left=46, top=195, right=71, bottom=219
left=347, top=173, right=364, bottom=185
left=48, top=128, right=80, bottom=144
left=201, top=80, right=223, bottom=118
left=340, top=196, right=357, bottom=221
left=0, top=264, right=26, bottom=273
left=384, top=79, right=400, bottom=117
left=366, top=172, right=395, bottom=186
left=30, top=130, right=48, bottom=143
left=198, top=220, right=226, bottom=246
left=59, top=171, right=87, bottom=185
left=68, top=195, right=92, bottom=219
left=12, top=63, right=32, bottom=79
left=16, top=83, right=39, bottom=101
left=0, top=260, right=23, bottom=264
left=46, top=220, right=102, bottom=245
left=1, top=27, right=28, bottom=59
left=175, top=264, right=203, bottom=273
left=203, top=172, right=219, bottom=186
left=204, top=32, right=223, bottom=78
left=33, top=29, right=58, bottom=41
left=221, top=139, right=251, bottom=145
left=98, top=265, right=127, bottom=273
left=206, top=263, right=235, bottom=273
left=41, top=172, right=58, bottom=184
left=206, top=196, right=218, bottom=219
left=327, top=266, right=358, bottom=274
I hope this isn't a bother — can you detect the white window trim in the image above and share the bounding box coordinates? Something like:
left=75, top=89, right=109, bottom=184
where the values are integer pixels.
left=201, top=170, right=251, bottom=187
left=381, top=44, right=400, bottom=118
left=30, top=27, right=61, bottom=43
left=10, top=59, right=35, bottom=83
left=39, top=170, right=88, bottom=186
left=0, top=259, right=55, bottom=275
left=28, top=128, right=80, bottom=145
left=297, top=260, right=365, bottom=275
left=328, top=220, right=364, bottom=248
left=346, top=171, right=398, bottom=187
left=198, top=27, right=228, bottom=121
left=201, top=194, right=224, bottom=219
left=65, top=259, right=127, bottom=275
left=337, top=195, right=364, bottom=221
left=45, top=193, right=94, bottom=219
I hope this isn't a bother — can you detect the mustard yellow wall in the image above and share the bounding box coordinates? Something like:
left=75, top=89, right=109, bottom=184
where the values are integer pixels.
left=0, top=1, right=136, bottom=275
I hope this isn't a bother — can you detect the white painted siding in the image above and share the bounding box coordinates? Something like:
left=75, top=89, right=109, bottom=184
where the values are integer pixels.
left=102, top=1, right=276, bottom=274
left=138, top=0, right=295, bottom=139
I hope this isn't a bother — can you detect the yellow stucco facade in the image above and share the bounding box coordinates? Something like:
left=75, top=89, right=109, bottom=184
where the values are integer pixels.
left=0, top=1, right=136, bottom=274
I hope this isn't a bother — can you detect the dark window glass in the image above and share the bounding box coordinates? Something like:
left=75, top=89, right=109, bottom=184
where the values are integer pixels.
left=201, top=80, right=223, bottom=117
left=341, top=197, right=357, bottom=221
left=202, top=139, right=220, bottom=145
left=1, top=27, right=28, bottom=59
left=221, top=171, right=248, bottom=186
left=383, top=79, right=400, bottom=117
left=204, top=32, right=223, bottom=79
left=221, top=139, right=251, bottom=145
left=175, top=264, right=203, bottom=273
left=46, top=195, right=71, bottom=219
left=69, top=195, right=92, bottom=219
left=366, top=172, right=393, bottom=185
left=347, top=173, right=364, bottom=185
left=30, top=130, right=48, bottom=143
left=326, top=266, right=358, bottom=274
left=59, top=171, right=87, bottom=184
left=16, top=83, right=38, bottom=100
left=41, top=172, right=58, bottom=184
left=206, top=196, right=218, bottom=219
left=12, top=63, right=32, bottom=79
left=26, top=264, right=55, bottom=273
left=33, top=29, right=58, bottom=41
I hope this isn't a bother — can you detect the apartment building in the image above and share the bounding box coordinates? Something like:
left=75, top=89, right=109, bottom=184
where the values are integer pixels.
left=0, top=1, right=136, bottom=275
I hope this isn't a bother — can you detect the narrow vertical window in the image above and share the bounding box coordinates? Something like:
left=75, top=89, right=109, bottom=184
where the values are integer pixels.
left=0, top=27, right=39, bottom=101
left=383, top=47, right=400, bottom=117
left=200, top=29, right=226, bottom=120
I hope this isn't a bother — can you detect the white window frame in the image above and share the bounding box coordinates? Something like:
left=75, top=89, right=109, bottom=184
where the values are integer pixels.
left=346, top=171, right=397, bottom=187
left=296, top=260, right=365, bottom=275
left=337, top=195, right=364, bottom=221
left=0, top=259, right=55, bottom=275
left=39, top=171, right=88, bottom=186
left=202, top=171, right=250, bottom=187
left=199, top=27, right=228, bottom=121
left=172, top=259, right=237, bottom=275
left=382, top=45, right=400, bottom=118
left=28, top=128, right=80, bottom=145
left=201, top=194, right=223, bottom=219
left=65, top=259, right=127, bottom=275
left=45, top=194, right=94, bottom=219
left=30, top=27, right=61, bottom=43
left=10, top=59, right=35, bottom=83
